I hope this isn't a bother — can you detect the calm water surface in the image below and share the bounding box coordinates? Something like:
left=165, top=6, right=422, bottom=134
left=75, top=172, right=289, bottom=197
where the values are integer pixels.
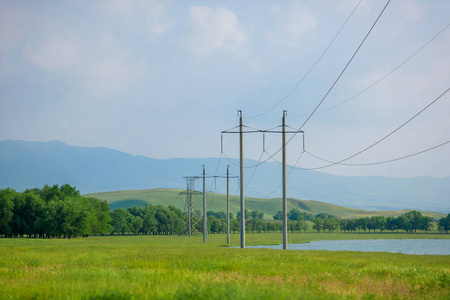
left=247, top=239, right=450, bottom=255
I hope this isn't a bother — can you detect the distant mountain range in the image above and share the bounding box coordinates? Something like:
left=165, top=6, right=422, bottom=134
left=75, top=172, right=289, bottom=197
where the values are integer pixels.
left=1, top=140, right=449, bottom=213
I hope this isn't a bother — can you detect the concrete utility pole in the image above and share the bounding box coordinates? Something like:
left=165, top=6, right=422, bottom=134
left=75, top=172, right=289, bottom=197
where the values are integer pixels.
left=221, top=110, right=302, bottom=249
left=239, top=110, right=245, bottom=248
left=282, top=110, right=288, bottom=250
left=203, top=165, right=207, bottom=243
left=227, top=165, right=230, bottom=244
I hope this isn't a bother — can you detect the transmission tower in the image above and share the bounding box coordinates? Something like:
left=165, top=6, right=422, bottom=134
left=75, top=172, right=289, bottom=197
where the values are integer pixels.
left=181, top=176, right=202, bottom=237
left=183, top=167, right=239, bottom=242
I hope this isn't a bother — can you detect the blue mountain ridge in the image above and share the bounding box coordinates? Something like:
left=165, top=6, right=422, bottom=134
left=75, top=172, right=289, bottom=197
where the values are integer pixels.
left=0, top=140, right=448, bottom=213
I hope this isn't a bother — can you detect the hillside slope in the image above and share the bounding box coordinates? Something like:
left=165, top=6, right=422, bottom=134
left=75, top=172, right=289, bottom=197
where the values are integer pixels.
left=85, top=188, right=445, bottom=220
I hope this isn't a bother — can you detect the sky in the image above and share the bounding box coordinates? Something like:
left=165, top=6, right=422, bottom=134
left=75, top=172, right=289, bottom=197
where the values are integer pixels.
left=1, top=0, right=449, bottom=179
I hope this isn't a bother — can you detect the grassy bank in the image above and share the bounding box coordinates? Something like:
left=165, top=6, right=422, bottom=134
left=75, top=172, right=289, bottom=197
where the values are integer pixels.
left=0, top=233, right=449, bottom=299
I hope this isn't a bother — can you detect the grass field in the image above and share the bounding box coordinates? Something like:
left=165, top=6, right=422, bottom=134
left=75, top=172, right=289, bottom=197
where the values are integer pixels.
left=85, top=188, right=446, bottom=219
left=1, top=232, right=449, bottom=299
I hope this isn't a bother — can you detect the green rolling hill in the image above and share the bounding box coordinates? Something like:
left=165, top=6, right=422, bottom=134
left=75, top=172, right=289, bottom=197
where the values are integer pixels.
left=85, top=188, right=446, bottom=220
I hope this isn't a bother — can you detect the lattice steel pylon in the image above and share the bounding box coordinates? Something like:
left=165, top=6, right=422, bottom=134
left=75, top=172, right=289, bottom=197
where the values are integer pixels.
left=181, top=177, right=202, bottom=237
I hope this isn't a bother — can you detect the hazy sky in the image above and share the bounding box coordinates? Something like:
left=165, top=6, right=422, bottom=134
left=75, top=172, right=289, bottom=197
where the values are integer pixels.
left=1, top=0, right=449, bottom=178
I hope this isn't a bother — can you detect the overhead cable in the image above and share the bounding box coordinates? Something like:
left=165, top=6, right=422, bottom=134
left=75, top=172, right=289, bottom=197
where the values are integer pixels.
left=304, top=139, right=450, bottom=167
left=246, top=0, right=363, bottom=118
left=293, top=87, right=450, bottom=170
left=290, top=22, right=450, bottom=117
left=231, top=0, right=391, bottom=171
left=294, top=0, right=391, bottom=134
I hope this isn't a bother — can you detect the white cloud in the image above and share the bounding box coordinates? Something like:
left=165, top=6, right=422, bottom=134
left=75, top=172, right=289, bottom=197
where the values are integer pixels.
left=0, top=2, right=28, bottom=69
left=21, top=30, right=144, bottom=94
left=85, top=51, right=145, bottom=93
left=102, top=0, right=135, bottom=17
left=187, top=6, right=248, bottom=56
left=266, top=1, right=316, bottom=46
left=99, top=0, right=172, bottom=39
left=22, top=35, right=80, bottom=70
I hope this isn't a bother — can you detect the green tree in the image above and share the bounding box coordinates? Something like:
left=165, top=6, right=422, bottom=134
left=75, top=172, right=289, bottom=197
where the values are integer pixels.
left=386, top=216, right=399, bottom=232
left=207, top=215, right=217, bottom=233
left=273, top=210, right=283, bottom=220
left=0, top=188, right=16, bottom=236
left=397, top=215, right=412, bottom=233
left=110, top=208, right=132, bottom=235
left=11, top=192, right=45, bottom=237
left=323, top=218, right=339, bottom=232
left=315, top=213, right=335, bottom=219
left=61, top=196, right=95, bottom=238
left=404, top=210, right=423, bottom=233
left=312, top=218, right=324, bottom=233
left=420, top=216, right=434, bottom=233
left=136, top=205, right=157, bottom=235
left=36, top=199, right=65, bottom=237
left=131, top=216, right=143, bottom=234
left=371, top=216, right=387, bottom=233
left=288, top=208, right=301, bottom=221
left=299, top=220, right=309, bottom=232
left=230, top=219, right=240, bottom=233
left=250, top=210, right=264, bottom=220
left=355, top=218, right=367, bottom=233
left=237, top=209, right=253, bottom=221
left=87, top=197, right=111, bottom=235
left=207, top=211, right=226, bottom=219
left=438, top=214, right=450, bottom=233
left=39, top=184, right=78, bottom=202
left=168, top=205, right=184, bottom=234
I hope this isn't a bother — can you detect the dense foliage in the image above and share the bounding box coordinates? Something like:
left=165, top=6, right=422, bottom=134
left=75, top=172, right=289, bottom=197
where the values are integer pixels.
left=0, top=185, right=111, bottom=238
left=2, top=185, right=449, bottom=238
left=110, top=205, right=184, bottom=235
left=338, top=211, right=435, bottom=233
left=110, top=206, right=305, bottom=235
left=438, top=213, right=450, bottom=233
left=308, top=210, right=445, bottom=233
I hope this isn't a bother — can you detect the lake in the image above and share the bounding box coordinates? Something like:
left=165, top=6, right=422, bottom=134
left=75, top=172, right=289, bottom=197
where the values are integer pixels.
left=246, top=239, right=450, bottom=255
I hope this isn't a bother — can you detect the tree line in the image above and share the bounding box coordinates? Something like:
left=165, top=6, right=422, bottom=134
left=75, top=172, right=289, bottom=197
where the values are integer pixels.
left=2, top=185, right=449, bottom=237
left=109, top=205, right=450, bottom=235
left=311, top=211, right=450, bottom=233
left=272, top=208, right=450, bottom=234
left=0, top=185, right=110, bottom=238
left=109, top=207, right=293, bottom=235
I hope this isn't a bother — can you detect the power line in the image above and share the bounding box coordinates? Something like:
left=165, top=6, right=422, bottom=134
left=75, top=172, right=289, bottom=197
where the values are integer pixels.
left=290, top=22, right=450, bottom=117
left=291, top=87, right=450, bottom=171
left=241, top=132, right=279, bottom=189
left=229, top=1, right=391, bottom=171
left=244, top=150, right=266, bottom=189
left=209, top=116, right=239, bottom=192
left=221, top=122, right=301, bottom=169
left=246, top=0, right=363, bottom=119
left=304, top=140, right=450, bottom=167
left=261, top=150, right=306, bottom=199
left=294, top=0, right=391, bottom=134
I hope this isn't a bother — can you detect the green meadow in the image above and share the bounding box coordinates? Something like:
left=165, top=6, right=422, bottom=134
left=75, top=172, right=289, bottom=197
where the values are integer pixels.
left=1, top=232, right=449, bottom=299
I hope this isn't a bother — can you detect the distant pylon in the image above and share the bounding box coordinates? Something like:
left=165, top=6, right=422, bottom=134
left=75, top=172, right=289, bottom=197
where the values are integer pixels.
left=181, top=177, right=202, bottom=236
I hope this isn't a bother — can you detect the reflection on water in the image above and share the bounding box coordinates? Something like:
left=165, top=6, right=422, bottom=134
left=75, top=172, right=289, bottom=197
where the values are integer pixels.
left=247, top=239, right=450, bottom=255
